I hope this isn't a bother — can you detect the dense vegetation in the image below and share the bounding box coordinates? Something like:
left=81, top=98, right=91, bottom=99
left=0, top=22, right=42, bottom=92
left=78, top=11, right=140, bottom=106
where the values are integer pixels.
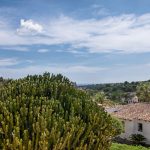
left=80, top=80, right=150, bottom=103
left=137, top=82, right=150, bottom=102
left=111, top=143, right=150, bottom=150
left=0, top=77, right=11, bottom=87
left=0, top=73, right=122, bottom=150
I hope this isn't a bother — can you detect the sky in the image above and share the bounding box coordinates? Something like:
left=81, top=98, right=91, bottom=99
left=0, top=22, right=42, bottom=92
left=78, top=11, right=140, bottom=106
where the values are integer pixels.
left=1, top=0, right=150, bottom=84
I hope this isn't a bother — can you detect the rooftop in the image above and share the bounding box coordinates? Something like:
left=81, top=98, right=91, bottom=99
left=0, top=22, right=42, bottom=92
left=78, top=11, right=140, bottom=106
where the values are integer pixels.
left=111, top=103, right=150, bottom=121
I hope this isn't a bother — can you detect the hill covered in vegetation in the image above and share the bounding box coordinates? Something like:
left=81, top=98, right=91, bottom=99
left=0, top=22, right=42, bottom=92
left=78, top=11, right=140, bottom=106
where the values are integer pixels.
left=79, top=80, right=150, bottom=103
left=0, top=73, right=122, bottom=150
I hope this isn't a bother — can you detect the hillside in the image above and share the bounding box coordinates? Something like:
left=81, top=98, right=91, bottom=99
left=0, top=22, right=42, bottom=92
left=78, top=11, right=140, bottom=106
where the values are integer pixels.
left=79, top=80, right=150, bottom=103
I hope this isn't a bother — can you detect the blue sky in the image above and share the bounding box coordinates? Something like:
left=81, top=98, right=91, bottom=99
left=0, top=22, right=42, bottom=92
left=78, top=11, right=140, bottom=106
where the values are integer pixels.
left=1, top=0, right=150, bottom=84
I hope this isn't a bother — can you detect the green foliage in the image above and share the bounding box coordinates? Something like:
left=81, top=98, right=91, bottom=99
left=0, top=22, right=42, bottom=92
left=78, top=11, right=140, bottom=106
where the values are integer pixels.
left=92, top=92, right=116, bottom=107
left=94, top=92, right=106, bottom=104
left=111, top=143, right=150, bottom=150
left=137, top=82, right=150, bottom=102
left=0, top=73, right=121, bottom=150
left=0, top=77, right=11, bottom=88
left=130, top=134, right=146, bottom=144
left=110, top=117, right=123, bottom=136
left=80, top=81, right=139, bottom=103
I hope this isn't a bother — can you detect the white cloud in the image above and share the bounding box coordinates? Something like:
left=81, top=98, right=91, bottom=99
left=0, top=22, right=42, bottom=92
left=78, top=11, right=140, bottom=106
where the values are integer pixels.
left=0, top=58, right=19, bottom=67
left=26, top=60, right=34, bottom=63
left=2, top=14, right=150, bottom=53
left=48, top=14, right=150, bottom=53
left=0, top=46, right=29, bottom=51
left=37, top=49, right=49, bottom=53
left=17, top=19, right=43, bottom=35
left=94, top=8, right=109, bottom=16
left=67, top=66, right=106, bottom=73
left=0, top=65, right=107, bottom=81
left=91, top=4, right=110, bottom=16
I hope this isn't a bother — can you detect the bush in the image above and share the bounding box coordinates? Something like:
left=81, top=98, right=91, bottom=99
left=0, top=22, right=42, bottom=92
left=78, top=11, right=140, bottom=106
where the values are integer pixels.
left=0, top=73, right=122, bottom=150
left=130, top=134, right=146, bottom=145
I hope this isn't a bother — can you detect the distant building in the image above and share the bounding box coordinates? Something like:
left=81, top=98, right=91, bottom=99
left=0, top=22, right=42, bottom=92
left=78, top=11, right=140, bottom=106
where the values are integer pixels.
left=109, top=103, right=150, bottom=144
left=128, top=95, right=138, bottom=103
left=121, top=92, right=138, bottom=104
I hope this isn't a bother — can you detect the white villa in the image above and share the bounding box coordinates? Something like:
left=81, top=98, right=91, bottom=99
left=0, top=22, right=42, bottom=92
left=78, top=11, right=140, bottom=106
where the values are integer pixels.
left=109, top=103, right=150, bottom=144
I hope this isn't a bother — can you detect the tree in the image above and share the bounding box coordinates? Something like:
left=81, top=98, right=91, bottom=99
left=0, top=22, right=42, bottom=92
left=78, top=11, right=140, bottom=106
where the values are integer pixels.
left=137, top=82, right=150, bottom=102
left=94, top=92, right=106, bottom=104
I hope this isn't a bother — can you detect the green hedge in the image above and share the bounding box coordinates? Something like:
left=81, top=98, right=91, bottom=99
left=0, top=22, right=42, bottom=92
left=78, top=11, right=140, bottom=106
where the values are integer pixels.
left=111, top=143, right=150, bottom=150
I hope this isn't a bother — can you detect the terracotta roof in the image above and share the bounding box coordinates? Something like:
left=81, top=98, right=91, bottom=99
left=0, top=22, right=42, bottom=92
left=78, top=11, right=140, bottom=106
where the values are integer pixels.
left=111, top=103, right=150, bottom=121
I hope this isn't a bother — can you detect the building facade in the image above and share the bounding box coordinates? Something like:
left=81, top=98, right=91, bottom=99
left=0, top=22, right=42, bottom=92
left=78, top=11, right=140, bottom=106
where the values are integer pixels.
left=109, top=103, right=150, bottom=144
left=120, top=119, right=150, bottom=144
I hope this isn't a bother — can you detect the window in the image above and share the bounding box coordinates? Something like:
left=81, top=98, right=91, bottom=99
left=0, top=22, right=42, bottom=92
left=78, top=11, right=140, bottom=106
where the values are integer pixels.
left=138, top=123, right=143, bottom=132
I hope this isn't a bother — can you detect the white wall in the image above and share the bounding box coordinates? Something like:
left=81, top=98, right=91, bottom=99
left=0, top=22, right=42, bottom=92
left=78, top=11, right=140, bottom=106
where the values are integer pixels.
left=135, top=120, right=150, bottom=144
left=119, top=119, right=150, bottom=144
left=120, top=119, right=134, bottom=139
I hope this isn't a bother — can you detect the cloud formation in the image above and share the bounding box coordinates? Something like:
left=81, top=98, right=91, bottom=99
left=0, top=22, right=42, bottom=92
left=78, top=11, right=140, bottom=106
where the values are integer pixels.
left=0, top=58, right=19, bottom=67
left=0, top=65, right=107, bottom=82
left=1, top=14, right=150, bottom=53
left=17, top=19, right=43, bottom=35
left=47, top=14, right=150, bottom=53
left=37, top=49, right=49, bottom=53
left=0, top=46, right=29, bottom=51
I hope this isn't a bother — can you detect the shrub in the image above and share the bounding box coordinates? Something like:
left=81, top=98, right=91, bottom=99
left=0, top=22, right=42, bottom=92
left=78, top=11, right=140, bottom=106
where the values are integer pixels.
left=130, top=134, right=146, bottom=145
left=0, top=73, right=122, bottom=150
